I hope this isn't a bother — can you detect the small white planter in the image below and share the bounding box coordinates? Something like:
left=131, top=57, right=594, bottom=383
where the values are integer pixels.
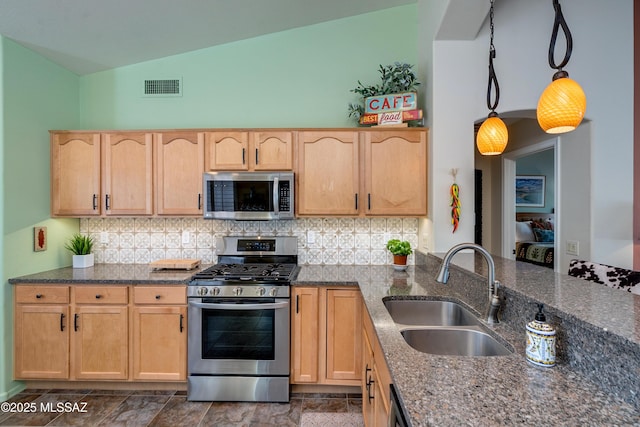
left=72, top=253, right=94, bottom=269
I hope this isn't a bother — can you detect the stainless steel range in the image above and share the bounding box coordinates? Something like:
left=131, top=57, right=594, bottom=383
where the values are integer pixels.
left=187, top=236, right=298, bottom=403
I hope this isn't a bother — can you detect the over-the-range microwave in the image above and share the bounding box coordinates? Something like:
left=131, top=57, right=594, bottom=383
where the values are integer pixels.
left=202, top=171, right=294, bottom=220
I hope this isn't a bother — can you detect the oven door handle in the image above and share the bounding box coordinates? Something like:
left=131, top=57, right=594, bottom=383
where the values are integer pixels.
left=189, top=301, right=289, bottom=310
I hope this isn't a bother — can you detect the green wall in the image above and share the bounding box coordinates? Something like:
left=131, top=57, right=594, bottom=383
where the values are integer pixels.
left=79, top=5, right=419, bottom=129
left=1, top=37, right=80, bottom=400
left=0, top=4, right=418, bottom=400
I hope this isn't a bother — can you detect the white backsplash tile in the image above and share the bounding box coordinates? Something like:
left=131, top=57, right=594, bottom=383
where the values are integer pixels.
left=86, top=217, right=419, bottom=265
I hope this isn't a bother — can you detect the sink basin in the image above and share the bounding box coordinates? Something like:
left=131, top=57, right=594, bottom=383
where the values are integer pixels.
left=401, top=328, right=513, bottom=356
left=383, top=299, right=482, bottom=327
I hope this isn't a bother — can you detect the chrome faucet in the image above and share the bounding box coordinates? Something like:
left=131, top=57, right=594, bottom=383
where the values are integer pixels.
left=435, top=243, right=501, bottom=324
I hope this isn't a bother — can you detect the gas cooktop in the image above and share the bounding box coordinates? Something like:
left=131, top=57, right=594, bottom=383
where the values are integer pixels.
left=191, top=262, right=298, bottom=282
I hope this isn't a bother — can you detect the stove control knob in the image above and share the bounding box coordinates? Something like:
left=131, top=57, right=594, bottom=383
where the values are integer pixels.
left=233, top=287, right=243, bottom=296
left=211, top=287, right=221, bottom=296
left=197, top=287, right=208, bottom=296
left=269, top=288, right=278, bottom=297
left=257, top=287, right=266, bottom=296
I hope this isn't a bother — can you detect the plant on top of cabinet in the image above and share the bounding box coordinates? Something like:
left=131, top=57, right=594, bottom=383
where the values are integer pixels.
left=347, top=62, right=421, bottom=125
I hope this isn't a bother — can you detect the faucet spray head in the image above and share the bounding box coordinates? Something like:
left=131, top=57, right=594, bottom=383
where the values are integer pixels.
left=435, top=266, right=450, bottom=283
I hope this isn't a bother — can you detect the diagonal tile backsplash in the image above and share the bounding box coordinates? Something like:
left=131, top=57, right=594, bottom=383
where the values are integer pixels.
left=81, top=217, right=419, bottom=265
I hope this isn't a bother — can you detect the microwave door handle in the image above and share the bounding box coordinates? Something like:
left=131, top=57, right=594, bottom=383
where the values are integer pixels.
left=273, top=177, right=279, bottom=215
left=189, top=301, right=289, bottom=311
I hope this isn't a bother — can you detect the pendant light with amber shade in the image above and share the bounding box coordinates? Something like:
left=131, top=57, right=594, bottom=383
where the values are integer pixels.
left=537, top=0, right=586, bottom=133
left=476, top=0, right=508, bottom=156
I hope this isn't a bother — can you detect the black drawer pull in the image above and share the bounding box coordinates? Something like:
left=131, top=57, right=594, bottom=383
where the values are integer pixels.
left=95, top=294, right=102, bottom=299
left=74, top=314, right=79, bottom=331
left=60, top=313, right=65, bottom=332
left=35, top=294, right=42, bottom=299
left=155, top=295, right=161, bottom=300
left=92, top=194, right=98, bottom=210
left=180, top=314, right=184, bottom=332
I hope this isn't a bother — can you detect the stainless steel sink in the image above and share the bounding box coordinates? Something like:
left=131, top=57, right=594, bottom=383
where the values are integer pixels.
left=383, top=299, right=482, bottom=327
left=400, top=328, right=513, bottom=356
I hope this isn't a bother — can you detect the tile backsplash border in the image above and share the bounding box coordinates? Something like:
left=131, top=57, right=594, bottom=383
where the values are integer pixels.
left=81, top=217, right=420, bottom=266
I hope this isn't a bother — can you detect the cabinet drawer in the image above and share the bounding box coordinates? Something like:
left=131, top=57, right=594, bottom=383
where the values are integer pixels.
left=134, top=286, right=186, bottom=305
left=74, top=286, right=128, bottom=304
left=15, top=286, right=69, bottom=304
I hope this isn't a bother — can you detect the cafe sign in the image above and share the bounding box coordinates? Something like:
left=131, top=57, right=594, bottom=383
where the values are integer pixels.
left=361, top=92, right=421, bottom=125
left=364, top=92, right=417, bottom=114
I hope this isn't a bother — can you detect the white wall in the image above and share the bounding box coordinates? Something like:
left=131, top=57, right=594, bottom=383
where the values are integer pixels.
left=426, top=0, right=634, bottom=268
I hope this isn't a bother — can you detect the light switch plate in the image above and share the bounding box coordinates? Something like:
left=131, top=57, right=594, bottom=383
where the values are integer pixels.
left=182, top=231, right=190, bottom=245
left=100, top=232, right=109, bottom=244
left=307, top=231, right=316, bottom=244
left=566, top=240, right=579, bottom=256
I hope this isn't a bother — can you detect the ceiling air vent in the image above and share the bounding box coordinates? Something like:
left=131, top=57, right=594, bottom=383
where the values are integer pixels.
left=143, top=78, right=182, bottom=97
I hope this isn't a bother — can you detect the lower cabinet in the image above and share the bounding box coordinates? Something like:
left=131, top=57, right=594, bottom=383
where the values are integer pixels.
left=14, top=286, right=70, bottom=379
left=72, top=285, right=129, bottom=380
left=291, top=286, right=362, bottom=385
left=132, top=286, right=187, bottom=381
left=362, top=302, right=392, bottom=427
left=13, top=284, right=186, bottom=383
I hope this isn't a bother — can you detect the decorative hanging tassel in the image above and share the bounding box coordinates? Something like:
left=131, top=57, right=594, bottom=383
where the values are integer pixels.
left=450, top=169, right=460, bottom=233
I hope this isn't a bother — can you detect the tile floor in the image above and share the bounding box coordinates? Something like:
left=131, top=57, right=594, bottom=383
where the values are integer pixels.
left=0, top=389, right=363, bottom=427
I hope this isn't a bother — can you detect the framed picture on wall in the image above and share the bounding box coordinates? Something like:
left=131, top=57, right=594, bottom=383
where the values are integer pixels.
left=516, top=175, right=545, bottom=207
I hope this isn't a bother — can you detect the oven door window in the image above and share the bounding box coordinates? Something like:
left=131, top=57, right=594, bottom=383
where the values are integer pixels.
left=201, top=298, right=276, bottom=360
left=211, top=180, right=274, bottom=213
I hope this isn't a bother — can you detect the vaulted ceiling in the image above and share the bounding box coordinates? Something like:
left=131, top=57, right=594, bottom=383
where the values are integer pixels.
left=0, top=0, right=417, bottom=75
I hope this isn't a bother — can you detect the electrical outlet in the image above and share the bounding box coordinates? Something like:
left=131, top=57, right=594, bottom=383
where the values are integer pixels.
left=307, top=231, right=316, bottom=244
left=100, top=232, right=109, bottom=244
left=566, top=240, right=579, bottom=256
left=182, top=231, right=190, bottom=245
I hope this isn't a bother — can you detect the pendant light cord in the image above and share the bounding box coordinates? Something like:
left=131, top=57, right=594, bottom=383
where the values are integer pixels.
left=486, top=0, right=500, bottom=115
left=548, top=0, right=573, bottom=73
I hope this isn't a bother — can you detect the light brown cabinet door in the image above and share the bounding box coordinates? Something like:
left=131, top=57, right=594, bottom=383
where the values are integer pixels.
left=72, top=305, right=128, bottom=380
left=102, top=132, right=154, bottom=215
left=204, top=131, right=249, bottom=170
left=325, top=289, right=362, bottom=381
left=362, top=330, right=375, bottom=427
left=297, top=131, right=360, bottom=215
left=155, top=132, right=205, bottom=215
left=14, top=304, right=69, bottom=379
left=363, top=130, right=427, bottom=216
left=50, top=132, right=101, bottom=216
left=291, top=287, right=319, bottom=383
left=132, top=306, right=186, bottom=381
left=250, top=131, right=294, bottom=170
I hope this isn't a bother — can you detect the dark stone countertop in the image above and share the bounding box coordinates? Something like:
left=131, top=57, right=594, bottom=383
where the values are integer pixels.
left=8, top=263, right=208, bottom=285
left=293, top=254, right=640, bottom=426
left=9, top=256, right=640, bottom=425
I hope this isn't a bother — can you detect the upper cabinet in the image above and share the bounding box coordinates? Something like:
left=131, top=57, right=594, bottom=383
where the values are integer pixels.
left=296, top=128, right=428, bottom=217
left=155, top=132, right=205, bottom=215
left=297, top=131, right=360, bottom=216
left=363, top=129, right=427, bottom=216
left=204, top=131, right=249, bottom=171
left=205, top=130, right=294, bottom=171
left=102, top=132, right=154, bottom=216
left=251, top=131, right=294, bottom=170
left=51, top=127, right=426, bottom=218
left=51, top=132, right=101, bottom=216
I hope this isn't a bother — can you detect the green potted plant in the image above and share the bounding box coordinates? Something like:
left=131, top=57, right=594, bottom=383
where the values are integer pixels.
left=65, top=233, right=95, bottom=268
left=386, top=239, right=413, bottom=267
left=347, top=62, right=421, bottom=125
